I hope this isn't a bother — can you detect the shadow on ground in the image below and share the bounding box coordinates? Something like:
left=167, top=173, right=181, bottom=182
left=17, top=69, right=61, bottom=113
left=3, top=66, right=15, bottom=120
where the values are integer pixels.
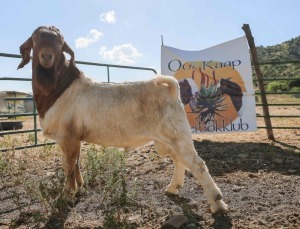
left=194, top=139, right=300, bottom=176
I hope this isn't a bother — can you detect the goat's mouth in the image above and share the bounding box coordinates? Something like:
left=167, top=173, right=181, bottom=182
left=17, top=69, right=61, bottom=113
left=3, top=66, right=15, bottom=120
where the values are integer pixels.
left=36, top=63, right=55, bottom=78
left=39, top=61, right=54, bottom=69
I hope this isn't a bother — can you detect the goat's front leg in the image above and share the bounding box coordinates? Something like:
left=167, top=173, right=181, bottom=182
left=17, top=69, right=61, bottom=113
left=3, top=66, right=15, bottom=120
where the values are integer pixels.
left=165, top=160, right=185, bottom=195
left=75, top=156, right=84, bottom=189
left=58, top=139, right=81, bottom=200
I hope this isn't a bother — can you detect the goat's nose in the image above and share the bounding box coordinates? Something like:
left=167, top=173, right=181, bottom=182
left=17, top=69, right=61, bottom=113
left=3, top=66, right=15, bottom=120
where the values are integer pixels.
left=42, top=53, right=53, bottom=61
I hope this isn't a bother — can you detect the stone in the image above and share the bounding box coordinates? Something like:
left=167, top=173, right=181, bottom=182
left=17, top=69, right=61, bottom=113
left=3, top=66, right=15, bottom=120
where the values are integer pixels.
left=0, top=225, right=9, bottom=229
left=186, top=223, right=198, bottom=229
left=258, top=219, right=267, bottom=225
left=272, top=158, right=283, bottom=164
left=248, top=173, right=258, bottom=178
left=288, top=169, right=297, bottom=174
left=238, top=153, right=249, bottom=159
left=232, top=185, right=243, bottom=192
left=162, top=215, right=188, bottom=229
left=128, top=214, right=140, bottom=221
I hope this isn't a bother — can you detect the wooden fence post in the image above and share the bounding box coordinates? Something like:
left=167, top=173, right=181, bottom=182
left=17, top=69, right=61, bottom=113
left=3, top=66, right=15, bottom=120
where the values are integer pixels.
left=242, top=24, right=275, bottom=140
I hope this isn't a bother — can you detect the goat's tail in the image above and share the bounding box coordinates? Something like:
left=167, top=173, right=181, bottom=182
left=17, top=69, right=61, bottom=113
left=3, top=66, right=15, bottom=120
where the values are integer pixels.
left=153, top=75, right=180, bottom=100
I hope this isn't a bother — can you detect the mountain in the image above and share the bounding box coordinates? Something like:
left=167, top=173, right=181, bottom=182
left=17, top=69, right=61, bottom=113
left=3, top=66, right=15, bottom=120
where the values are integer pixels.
left=256, top=36, right=300, bottom=79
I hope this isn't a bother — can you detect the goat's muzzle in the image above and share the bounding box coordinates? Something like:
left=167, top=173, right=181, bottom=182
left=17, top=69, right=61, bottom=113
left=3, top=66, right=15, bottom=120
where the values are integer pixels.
left=38, top=47, right=55, bottom=69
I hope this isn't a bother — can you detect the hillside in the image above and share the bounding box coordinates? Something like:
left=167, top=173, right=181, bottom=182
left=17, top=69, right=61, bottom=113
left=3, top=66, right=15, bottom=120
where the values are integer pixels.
left=256, top=36, right=300, bottom=79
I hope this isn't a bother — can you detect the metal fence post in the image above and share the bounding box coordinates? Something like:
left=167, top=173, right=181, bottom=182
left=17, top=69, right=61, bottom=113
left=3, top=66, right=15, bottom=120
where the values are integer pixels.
left=33, top=101, right=38, bottom=145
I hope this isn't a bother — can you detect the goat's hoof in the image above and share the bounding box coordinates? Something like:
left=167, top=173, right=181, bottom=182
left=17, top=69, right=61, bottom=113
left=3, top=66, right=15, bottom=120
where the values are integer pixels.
left=210, top=200, right=228, bottom=214
left=165, top=185, right=179, bottom=195
left=61, top=189, right=76, bottom=203
left=77, top=181, right=84, bottom=190
left=76, top=177, right=84, bottom=189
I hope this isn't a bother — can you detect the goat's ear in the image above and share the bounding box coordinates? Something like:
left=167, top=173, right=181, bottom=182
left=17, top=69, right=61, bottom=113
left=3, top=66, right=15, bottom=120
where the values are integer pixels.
left=62, top=42, right=75, bottom=65
left=17, top=37, right=33, bottom=70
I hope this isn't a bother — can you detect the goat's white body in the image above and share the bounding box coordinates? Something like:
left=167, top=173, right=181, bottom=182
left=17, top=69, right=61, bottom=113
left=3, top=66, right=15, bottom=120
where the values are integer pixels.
left=40, top=75, right=189, bottom=149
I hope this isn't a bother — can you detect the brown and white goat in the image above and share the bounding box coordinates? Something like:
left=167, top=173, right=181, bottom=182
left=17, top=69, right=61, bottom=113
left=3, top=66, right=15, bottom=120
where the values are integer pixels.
left=17, top=26, right=228, bottom=213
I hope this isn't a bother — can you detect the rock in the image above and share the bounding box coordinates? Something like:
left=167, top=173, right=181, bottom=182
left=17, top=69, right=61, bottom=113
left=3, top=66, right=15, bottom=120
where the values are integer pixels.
left=0, top=225, right=9, bottom=229
left=163, top=158, right=171, bottom=163
left=258, top=169, right=267, bottom=174
left=238, top=153, right=249, bottom=159
left=233, top=185, right=243, bottom=192
left=258, top=219, right=267, bottom=225
left=186, top=223, right=198, bottom=229
left=248, top=173, right=258, bottom=178
left=46, top=171, right=55, bottom=177
left=288, top=169, right=297, bottom=174
left=128, top=214, right=140, bottom=221
left=162, top=215, right=188, bottom=229
left=273, top=158, right=283, bottom=164
left=157, top=163, right=166, bottom=170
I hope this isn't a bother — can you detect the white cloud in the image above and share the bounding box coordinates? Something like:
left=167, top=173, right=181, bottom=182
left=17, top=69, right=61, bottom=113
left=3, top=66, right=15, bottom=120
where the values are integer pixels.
left=99, top=44, right=142, bottom=64
left=75, top=29, right=103, bottom=48
left=100, top=11, right=116, bottom=24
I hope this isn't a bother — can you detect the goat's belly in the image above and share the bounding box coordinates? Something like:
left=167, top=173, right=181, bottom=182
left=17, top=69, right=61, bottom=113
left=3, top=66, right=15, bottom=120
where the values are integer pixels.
left=83, top=132, right=151, bottom=149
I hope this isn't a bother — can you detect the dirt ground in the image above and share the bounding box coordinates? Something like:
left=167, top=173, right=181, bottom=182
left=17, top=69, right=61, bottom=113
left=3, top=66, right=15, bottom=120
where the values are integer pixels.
left=0, top=107, right=300, bottom=228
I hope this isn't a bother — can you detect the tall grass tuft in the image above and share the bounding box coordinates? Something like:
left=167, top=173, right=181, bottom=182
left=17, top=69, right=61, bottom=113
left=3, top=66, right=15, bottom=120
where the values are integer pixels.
left=84, top=145, right=136, bottom=228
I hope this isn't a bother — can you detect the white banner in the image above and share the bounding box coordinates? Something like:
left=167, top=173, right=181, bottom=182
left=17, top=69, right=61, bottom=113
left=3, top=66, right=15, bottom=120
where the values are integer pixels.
left=161, top=36, right=257, bottom=133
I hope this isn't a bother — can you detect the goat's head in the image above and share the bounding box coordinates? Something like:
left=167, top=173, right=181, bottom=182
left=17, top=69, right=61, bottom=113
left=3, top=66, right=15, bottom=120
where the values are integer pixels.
left=17, top=26, right=75, bottom=70
left=17, top=26, right=81, bottom=96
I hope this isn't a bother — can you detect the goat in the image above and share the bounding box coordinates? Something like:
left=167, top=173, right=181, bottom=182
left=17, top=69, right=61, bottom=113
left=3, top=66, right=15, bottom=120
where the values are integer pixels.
left=17, top=26, right=228, bottom=213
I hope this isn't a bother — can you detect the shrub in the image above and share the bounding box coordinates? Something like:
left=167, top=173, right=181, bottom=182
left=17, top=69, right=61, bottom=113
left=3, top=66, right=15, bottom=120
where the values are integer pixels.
left=290, top=87, right=300, bottom=92
left=288, top=79, right=300, bottom=89
left=266, top=81, right=289, bottom=92
left=290, top=87, right=300, bottom=98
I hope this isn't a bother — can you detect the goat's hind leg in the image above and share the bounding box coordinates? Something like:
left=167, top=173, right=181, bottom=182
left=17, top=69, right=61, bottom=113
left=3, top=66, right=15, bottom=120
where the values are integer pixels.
left=155, top=141, right=185, bottom=195
left=174, top=140, right=228, bottom=214
left=190, top=155, right=228, bottom=213
left=165, top=160, right=185, bottom=195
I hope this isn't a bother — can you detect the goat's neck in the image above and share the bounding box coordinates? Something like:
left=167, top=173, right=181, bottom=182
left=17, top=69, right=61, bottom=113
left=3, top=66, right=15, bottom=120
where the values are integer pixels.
left=32, top=54, right=82, bottom=118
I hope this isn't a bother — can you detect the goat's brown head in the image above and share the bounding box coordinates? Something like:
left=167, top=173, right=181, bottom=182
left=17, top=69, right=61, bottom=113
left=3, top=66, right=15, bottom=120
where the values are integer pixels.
left=17, top=26, right=75, bottom=70
left=17, top=26, right=81, bottom=98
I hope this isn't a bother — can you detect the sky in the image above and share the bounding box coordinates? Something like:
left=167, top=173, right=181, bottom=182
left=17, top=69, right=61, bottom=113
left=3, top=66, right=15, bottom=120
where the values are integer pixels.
left=1, top=0, right=300, bottom=92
